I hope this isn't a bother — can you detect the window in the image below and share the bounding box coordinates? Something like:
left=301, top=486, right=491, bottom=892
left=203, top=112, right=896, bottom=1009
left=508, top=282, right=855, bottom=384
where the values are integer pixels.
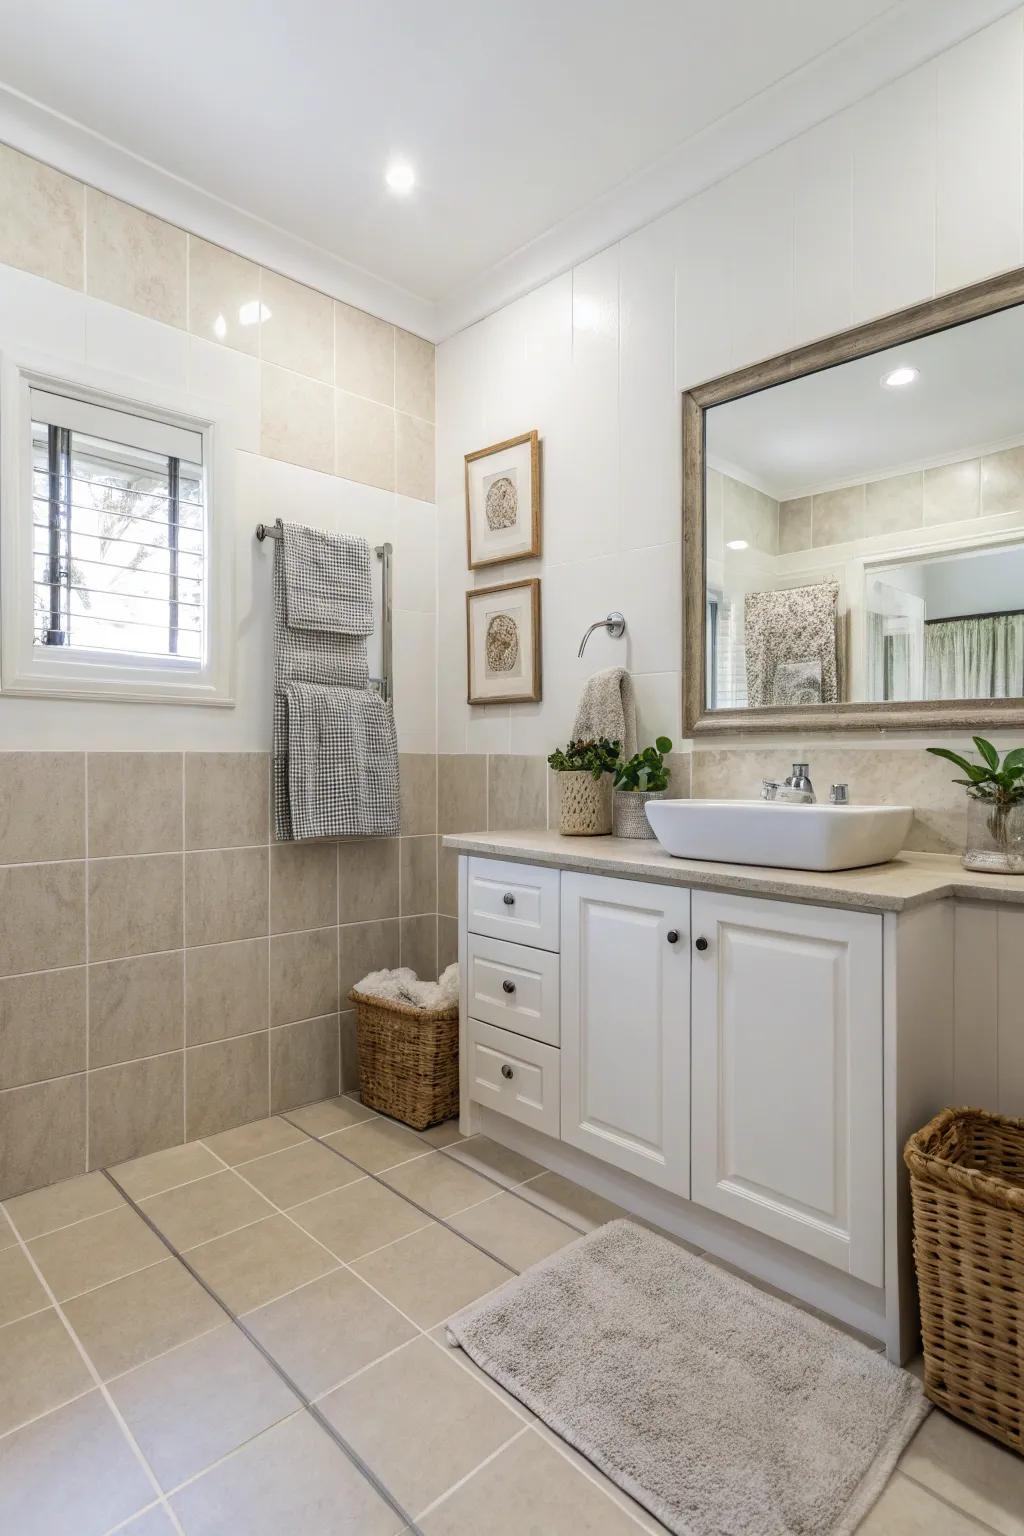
left=1, top=359, right=233, bottom=705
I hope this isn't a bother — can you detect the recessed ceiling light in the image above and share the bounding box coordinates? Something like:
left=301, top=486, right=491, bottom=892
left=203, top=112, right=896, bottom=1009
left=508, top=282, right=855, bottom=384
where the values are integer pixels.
left=238, top=300, right=272, bottom=327
left=385, top=161, right=415, bottom=195
left=882, top=365, right=918, bottom=389
left=726, top=539, right=749, bottom=551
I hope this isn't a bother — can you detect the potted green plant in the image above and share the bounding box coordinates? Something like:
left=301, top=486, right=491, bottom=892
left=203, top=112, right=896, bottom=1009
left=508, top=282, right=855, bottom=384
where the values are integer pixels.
left=547, top=738, right=620, bottom=835
left=612, top=737, right=674, bottom=839
left=927, top=737, right=1024, bottom=874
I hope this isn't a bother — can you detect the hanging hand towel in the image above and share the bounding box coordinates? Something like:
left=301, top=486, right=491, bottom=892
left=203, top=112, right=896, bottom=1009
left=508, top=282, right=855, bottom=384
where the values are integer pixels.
left=572, top=667, right=637, bottom=759
left=281, top=520, right=373, bottom=635
left=282, top=681, right=400, bottom=840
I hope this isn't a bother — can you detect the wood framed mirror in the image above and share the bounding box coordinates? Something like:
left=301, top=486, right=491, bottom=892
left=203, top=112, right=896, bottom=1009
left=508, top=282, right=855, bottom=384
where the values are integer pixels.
left=683, top=267, right=1024, bottom=735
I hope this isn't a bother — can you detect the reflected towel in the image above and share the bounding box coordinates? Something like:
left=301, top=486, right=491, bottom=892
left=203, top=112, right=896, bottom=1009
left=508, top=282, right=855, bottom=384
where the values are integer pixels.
left=572, top=668, right=637, bottom=758
left=744, top=583, right=840, bottom=708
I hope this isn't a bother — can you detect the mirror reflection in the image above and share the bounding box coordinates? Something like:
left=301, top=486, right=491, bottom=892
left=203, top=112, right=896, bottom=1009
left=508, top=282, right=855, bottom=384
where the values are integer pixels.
left=704, top=305, right=1024, bottom=711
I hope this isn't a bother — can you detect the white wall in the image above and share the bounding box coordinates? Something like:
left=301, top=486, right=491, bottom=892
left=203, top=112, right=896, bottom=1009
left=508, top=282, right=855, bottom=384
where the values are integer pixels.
left=0, top=265, right=436, bottom=752
left=436, top=8, right=1024, bottom=759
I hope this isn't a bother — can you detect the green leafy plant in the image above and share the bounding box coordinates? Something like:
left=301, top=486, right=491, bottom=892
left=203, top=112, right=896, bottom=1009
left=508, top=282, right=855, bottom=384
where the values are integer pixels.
left=614, top=737, right=674, bottom=792
left=547, top=738, right=620, bottom=780
left=926, top=737, right=1024, bottom=804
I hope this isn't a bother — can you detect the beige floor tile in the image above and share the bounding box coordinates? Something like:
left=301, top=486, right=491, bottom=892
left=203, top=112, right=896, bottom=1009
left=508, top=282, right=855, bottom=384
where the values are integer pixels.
left=0, top=1205, right=19, bottom=1248
left=109, top=1323, right=295, bottom=1491
left=321, top=1334, right=520, bottom=1516
left=325, top=1117, right=429, bottom=1173
left=0, top=1389, right=154, bottom=1536
left=186, top=1214, right=337, bottom=1313
left=113, top=1141, right=223, bottom=1201
left=531, top=1421, right=672, bottom=1535
left=240, top=1139, right=364, bottom=1208
left=351, top=1222, right=510, bottom=1329
left=449, top=1192, right=580, bottom=1270
left=243, top=1267, right=417, bottom=1397
left=517, top=1170, right=626, bottom=1232
left=63, top=1256, right=223, bottom=1380
left=858, top=1470, right=989, bottom=1533
left=420, top=1428, right=643, bottom=1534
left=0, top=1245, right=49, bottom=1325
left=444, top=1135, right=544, bottom=1188
left=0, top=1308, right=92, bottom=1436
left=170, top=1409, right=398, bottom=1536
left=900, top=1407, right=1024, bottom=1534
left=416, top=1118, right=467, bottom=1149
left=379, top=1150, right=497, bottom=1218
left=4, top=1170, right=122, bottom=1240
left=202, top=1115, right=305, bottom=1165
left=120, top=1507, right=178, bottom=1535
left=286, top=1095, right=377, bottom=1135
left=141, top=1169, right=274, bottom=1250
left=28, top=1203, right=167, bottom=1301
left=290, top=1177, right=434, bottom=1261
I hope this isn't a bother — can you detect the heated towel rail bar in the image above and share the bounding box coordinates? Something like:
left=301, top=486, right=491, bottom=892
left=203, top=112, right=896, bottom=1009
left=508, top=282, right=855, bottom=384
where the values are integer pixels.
left=256, top=522, right=393, bottom=704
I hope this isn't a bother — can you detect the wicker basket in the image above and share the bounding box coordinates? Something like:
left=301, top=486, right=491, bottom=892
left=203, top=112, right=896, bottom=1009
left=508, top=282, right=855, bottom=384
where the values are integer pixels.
left=349, top=988, right=459, bottom=1131
left=904, top=1106, right=1024, bottom=1452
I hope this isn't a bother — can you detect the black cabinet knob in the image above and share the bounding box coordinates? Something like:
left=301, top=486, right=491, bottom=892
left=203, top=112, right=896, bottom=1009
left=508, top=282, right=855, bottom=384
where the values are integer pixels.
left=695, top=937, right=709, bottom=952
left=502, top=892, right=515, bottom=906
left=501, top=1064, right=514, bottom=1080
left=502, top=979, right=516, bottom=994
left=666, top=929, right=679, bottom=944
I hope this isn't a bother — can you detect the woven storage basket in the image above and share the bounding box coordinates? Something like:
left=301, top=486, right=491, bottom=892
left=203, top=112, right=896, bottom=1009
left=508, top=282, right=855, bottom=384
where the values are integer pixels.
left=904, top=1106, right=1024, bottom=1452
left=349, top=988, right=459, bottom=1131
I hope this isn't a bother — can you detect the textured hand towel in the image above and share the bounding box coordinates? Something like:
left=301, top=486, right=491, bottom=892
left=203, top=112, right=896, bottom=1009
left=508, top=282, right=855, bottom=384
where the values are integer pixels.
left=572, top=667, right=636, bottom=758
left=281, top=520, right=373, bottom=635
left=744, top=581, right=840, bottom=708
left=282, top=681, right=399, bottom=840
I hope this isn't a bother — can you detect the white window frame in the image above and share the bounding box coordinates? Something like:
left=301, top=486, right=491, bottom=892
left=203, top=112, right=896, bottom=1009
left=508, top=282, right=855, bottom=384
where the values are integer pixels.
left=0, top=352, right=235, bottom=706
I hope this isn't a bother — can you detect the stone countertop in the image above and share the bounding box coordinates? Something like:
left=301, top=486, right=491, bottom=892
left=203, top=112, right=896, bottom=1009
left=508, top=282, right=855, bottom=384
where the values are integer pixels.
left=441, top=828, right=1024, bottom=913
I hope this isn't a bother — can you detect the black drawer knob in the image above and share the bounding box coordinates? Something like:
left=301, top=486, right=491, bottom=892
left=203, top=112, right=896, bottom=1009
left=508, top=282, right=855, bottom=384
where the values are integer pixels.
left=502, top=980, right=516, bottom=994
left=501, top=1064, right=514, bottom=1080
left=695, top=937, right=709, bottom=952
left=502, top=892, right=516, bottom=906
left=666, top=929, right=679, bottom=944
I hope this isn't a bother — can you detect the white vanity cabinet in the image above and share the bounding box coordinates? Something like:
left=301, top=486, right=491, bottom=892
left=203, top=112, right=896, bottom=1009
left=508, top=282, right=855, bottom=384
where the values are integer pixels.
left=689, top=891, right=884, bottom=1285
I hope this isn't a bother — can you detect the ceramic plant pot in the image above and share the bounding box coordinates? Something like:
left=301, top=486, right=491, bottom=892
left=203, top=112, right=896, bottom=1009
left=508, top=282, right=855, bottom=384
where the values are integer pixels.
left=962, top=797, right=1024, bottom=875
left=613, top=788, right=666, bottom=839
left=557, top=771, right=613, bottom=835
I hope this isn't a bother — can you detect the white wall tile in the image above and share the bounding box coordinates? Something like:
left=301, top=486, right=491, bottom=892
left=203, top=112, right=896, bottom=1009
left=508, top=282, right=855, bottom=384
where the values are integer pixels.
left=673, top=184, right=733, bottom=391
left=188, top=338, right=261, bottom=452
left=0, top=263, right=87, bottom=360
left=792, top=113, right=853, bottom=345
left=84, top=297, right=188, bottom=389
left=618, top=220, right=679, bottom=552
left=726, top=148, right=795, bottom=371
left=556, top=246, right=619, bottom=567
left=393, top=610, right=436, bottom=752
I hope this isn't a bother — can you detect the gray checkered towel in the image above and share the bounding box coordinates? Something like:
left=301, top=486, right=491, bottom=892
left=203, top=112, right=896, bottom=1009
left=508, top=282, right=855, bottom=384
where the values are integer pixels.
left=281, top=521, right=373, bottom=635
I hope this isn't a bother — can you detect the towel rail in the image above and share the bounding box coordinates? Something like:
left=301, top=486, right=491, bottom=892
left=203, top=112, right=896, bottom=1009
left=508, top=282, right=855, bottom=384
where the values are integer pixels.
left=256, top=522, right=393, bottom=704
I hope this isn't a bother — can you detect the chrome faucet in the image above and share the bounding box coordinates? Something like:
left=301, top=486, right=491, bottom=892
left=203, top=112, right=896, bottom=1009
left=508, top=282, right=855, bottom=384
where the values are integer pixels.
left=777, top=763, right=816, bottom=804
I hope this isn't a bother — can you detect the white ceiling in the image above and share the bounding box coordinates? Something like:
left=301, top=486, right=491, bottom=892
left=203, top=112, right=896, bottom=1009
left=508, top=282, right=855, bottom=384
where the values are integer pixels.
left=0, top=0, right=1016, bottom=337
left=706, top=302, right=1024, bottom=500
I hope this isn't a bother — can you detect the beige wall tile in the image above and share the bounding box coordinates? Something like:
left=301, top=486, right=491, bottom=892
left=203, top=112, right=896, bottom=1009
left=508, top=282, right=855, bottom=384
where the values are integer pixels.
left=269, top=928, right=338, bottom=1026
left=397, top=411, right=435, bottom=502
left=488, top=755, right=547, bottom=830
left=89, top=854, right=184, bottom=962
left=864, top=470, right=923, bottom=537
left=400, top=914, right=437, bottom=980
left=0, top=754, right=84, bottom=865
left=400, top=836, right=437, bottom=916
left=0, top=967, right=86, bottom=1090
left=89, top=952, right=184, bottom=1069
left=0, top=145, right=84, bottom=289
left=260, top=270, right=333, bottom=381
left=339, top=919, right=399, bottom=1001
left=812, top=484, right=865, bottom=546
left=185, top=753, right=269, bottom=849
left=438, top=915, right=458, bottom=971
left=185, top=1033, right=269, bottom=1141
left=395, top=329, right=435, bottom=422
left=438, top=755, right=486, bottom=834
left=723, top=475, right=778, bottom=555
left=338, top=838, right=398, bottom=923
left=665, top=751, right=692, bottom=797
left=437, top=838, right=458, bottom=918
left=340, top=1009, right=359, bottom=1090
left=981, top=444, right=1024, bottom=514
left=88, top=1053, right=183, bottom=1169
left=0, top=862, right=86, bottom=977
left=270, top=1015, right=340, bottom=1112
left=87, top=754, right=182, bottom=858
left=270, top=842, right=336, bottom=933
left=399, top=754, right=437, bottom=835
left=261, top=364, right=334, bottom=474
left=185, top=847, right=268, bottom=946
left=185, top=937, right=269, bottom=1046
left=0, top=1076, right=86, bottom=1198
left=778, top=497, right=813, bottom=553
left=336, top=390, right=396, bottom=491
left=335, top=302, right=394, bottom=405
left=924, top=459, right=981, bottom=524
left=86, top=189, right=186, bottom=327
left=188, top=237, right=260, bottom=354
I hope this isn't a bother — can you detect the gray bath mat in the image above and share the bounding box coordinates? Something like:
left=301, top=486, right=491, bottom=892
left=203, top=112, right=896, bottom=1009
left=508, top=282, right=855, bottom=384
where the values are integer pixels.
left=446, top=1219, right=927, bottom=1536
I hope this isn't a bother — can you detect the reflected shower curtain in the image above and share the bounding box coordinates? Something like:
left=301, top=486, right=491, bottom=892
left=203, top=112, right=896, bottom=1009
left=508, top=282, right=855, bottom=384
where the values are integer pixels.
left=924, top=614, right=1024, bottom=699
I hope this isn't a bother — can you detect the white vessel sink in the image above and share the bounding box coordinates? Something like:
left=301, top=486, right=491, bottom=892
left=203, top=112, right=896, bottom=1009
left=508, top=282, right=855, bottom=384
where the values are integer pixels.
left=645, top=798, right=914, bottom=872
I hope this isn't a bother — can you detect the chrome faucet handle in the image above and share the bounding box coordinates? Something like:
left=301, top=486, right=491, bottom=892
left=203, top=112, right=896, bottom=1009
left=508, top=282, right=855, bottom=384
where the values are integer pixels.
left=829, top=783, right=850, bottom=805
left=760, top=780, right=780, bottom=801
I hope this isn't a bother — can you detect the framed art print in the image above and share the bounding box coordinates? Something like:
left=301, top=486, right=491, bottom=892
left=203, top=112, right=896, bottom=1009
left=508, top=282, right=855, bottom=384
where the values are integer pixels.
left=465, top=431, right=540, bottom=568
left=466, top=578, right=541, bottom=704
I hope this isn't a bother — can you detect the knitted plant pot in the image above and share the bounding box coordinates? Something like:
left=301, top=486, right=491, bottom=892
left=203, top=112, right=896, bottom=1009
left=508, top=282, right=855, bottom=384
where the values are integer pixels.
left=557, top=770, right=613, bottom=835
left=612, top=788, right=665, bottom=839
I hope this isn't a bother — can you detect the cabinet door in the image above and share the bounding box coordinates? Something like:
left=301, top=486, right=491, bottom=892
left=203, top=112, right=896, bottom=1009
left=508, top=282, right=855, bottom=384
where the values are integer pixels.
left=560, top=873, right=690, bottom=1195
left=691, top=891, right=883, bottom=1285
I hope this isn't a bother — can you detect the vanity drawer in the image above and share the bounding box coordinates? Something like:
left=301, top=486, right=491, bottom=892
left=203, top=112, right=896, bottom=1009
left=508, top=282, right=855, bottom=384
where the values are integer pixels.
left=466, top=1019, right=560, bottom=1139
left=466, top=933, right=559, bottom=1047
left=467, top=858, right=560, bottom=951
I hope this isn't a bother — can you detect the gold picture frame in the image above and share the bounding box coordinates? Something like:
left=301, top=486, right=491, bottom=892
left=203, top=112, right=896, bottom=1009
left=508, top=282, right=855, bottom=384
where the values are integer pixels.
left=465, top=431, right=541, bottom=568
left=466, top=578, right=542, bottom=704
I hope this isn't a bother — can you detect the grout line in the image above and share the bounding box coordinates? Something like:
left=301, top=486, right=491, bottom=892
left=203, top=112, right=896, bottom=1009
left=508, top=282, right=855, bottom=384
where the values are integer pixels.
left=100, top=1167, right=425, bottom=1536
left=411, top=1424, right=531, bottom=1524
left=0, top=1383, right=97, bottom=1448
left=897, top=1470, right=1008, bottom=1536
